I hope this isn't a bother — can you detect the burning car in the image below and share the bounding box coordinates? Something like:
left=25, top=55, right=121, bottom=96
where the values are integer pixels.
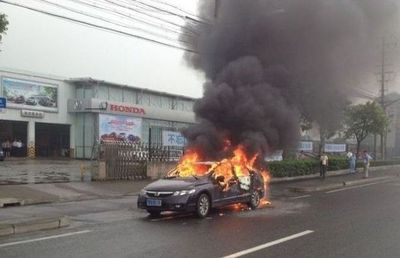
left=137, top=158, right=266, bottom=218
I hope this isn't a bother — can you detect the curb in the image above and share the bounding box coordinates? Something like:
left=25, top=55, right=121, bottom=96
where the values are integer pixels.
left=0, top=216, right=70, bottom=237
left=288, top=176, right=394, bottom=193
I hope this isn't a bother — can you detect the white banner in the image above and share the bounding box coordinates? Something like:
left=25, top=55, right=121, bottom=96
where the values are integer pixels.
left=162, top=130, right=186, bottom=147
left=324, top=143, right=346, bottom=153
left=298, top=141, right=313, bottom=151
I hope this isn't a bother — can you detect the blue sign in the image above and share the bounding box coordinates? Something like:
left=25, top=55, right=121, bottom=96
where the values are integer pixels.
left=0, top=97, right=6, bottom=108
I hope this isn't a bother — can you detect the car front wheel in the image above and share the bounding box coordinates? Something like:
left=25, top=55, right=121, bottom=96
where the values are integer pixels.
left=248, top=191, right=261, bottom=210
left=196, top=193, right=210, bottom=218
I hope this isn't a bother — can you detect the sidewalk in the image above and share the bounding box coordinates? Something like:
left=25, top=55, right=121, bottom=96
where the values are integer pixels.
left=0, top=180, right=152, bottom=206
left=0, top=158, right=91, bottom=184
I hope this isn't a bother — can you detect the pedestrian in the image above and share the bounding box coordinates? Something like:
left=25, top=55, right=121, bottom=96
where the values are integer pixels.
left=346, top=150, right=356, bottom=173
left=5, top=139, right=11, bottom=157
left=320, top=152, right=329, bottom=179
left=362, top=150, right=372, bottom=178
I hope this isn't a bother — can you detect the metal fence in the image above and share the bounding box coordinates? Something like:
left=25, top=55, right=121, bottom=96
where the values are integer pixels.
left=99, top=141, right=183, bottom=180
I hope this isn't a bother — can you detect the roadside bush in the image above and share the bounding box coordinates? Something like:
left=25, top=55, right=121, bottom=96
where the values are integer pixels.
left=267, top=157, right=400, bottom=178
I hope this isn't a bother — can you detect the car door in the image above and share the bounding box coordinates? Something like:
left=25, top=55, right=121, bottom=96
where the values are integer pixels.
left=208, top=173, right=226, bottom=207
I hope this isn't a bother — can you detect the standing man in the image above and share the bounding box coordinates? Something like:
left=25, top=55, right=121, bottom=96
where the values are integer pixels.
left=362, top=150, right=372, bottom=178
left=320, top=152, right=329, bottom=179
left=346, top=150, right=356, bottom=173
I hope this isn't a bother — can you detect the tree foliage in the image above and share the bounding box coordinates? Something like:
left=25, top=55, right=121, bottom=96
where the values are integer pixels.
left=0, top=13, right=9, bottom=43
left=344, top=101, right=388, bottom=155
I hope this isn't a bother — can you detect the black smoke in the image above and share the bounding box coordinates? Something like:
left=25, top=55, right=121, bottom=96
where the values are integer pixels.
left=181, top=0, right=400, bottom=160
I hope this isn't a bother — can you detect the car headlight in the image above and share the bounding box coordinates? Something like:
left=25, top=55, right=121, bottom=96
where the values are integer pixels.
left=139, top=189, right=147, bottom=195
left=173, top=189, right=196, bottom=196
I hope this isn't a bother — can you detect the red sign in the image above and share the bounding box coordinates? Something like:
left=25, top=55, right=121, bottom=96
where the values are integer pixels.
left=109, top=104, right=146, bottom=115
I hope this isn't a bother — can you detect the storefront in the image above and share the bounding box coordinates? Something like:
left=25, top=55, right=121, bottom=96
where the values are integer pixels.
left=67, top=80, right=196, bottom=159
left=0, top=69, right=196, bottom=159
left=0, top=70, right=75, bottom=158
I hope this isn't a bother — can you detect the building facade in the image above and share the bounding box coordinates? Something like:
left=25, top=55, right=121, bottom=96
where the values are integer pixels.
left=0, top=69, right=196, bottom=159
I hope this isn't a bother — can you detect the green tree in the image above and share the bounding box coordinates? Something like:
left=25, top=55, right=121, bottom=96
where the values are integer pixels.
left=0, top=13, right=9, bottom=44
left=344, top=101, right=389, bottom=157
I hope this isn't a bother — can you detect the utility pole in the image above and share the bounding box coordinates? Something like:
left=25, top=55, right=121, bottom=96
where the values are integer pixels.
left=376, top=36, right=396, bottom=160
left=214, top=0, right=220, bottom=18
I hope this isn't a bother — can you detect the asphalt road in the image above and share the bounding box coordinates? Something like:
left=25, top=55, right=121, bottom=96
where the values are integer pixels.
left=1, top=177, right=400, bottom=258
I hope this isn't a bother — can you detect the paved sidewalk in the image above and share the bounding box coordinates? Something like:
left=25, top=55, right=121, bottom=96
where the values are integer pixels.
left=0, top=158, right=92, bottom=184
left=0, top=180, right=153, bottom=206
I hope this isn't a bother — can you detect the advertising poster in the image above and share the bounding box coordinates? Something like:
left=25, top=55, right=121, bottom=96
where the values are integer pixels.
left=162, top=130, right=186, bottom=147
left=99, top=114, right=142, bottom=142
left=2, top=77, right=58, bottom=112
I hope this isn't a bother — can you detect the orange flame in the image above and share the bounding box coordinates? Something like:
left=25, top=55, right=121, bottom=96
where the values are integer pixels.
left=176, top=144, right=271, bottom=208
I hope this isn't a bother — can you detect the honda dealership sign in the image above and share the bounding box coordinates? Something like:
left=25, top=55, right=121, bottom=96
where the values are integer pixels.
left=99, top=114, right=142, bottom=142
left=162, top=131, right=186, bottom=147
left=2, top=77, right=58, bottom=112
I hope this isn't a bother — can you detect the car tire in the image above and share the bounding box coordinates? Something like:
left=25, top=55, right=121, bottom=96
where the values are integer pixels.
left=147, top=210, right=161, bottom=217
left=196, top=193, right=210, bottom=218
left=248, top=191, right=261, bottom=210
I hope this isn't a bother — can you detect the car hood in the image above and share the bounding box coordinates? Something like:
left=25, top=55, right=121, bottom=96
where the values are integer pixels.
left=144, top=178, right=204, bottom=191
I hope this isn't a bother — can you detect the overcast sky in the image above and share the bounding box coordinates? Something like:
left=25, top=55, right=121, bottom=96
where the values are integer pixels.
left=0, top=0, right=205, bottom=98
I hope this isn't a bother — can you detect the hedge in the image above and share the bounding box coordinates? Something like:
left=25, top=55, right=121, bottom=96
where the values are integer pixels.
left=268, top=158, right=400, bottom=178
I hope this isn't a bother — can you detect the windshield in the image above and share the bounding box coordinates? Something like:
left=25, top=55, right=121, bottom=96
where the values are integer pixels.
left=166, top=163, right=214, bottom=178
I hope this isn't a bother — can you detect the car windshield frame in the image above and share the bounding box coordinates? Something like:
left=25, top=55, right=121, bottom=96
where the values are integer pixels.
left=165, top=162, right=218, bottom=179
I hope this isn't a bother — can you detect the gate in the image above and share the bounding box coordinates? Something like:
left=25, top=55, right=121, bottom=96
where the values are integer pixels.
left=99, top=142, right=183, bottom=180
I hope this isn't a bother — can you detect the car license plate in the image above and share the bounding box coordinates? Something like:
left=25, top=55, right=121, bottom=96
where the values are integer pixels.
left=146, top=199, right=162, bottom=207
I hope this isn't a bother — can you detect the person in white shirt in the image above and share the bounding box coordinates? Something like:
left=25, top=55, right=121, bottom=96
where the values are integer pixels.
left=362, top=150, right=372, bottom=178
left=320, top=153, right=329, bottom=179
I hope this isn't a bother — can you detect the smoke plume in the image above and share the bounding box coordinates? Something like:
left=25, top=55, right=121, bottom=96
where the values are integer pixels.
left=182, top=0, right=400, bottom=160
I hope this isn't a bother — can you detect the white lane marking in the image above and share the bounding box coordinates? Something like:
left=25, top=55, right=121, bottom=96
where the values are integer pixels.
left=326, top=181, right=390, bottom=194
left=291, top=195, right=311, bottom=200
left=0, top=230, right=91, bottom=248
left=221, top=230, right=314, bottom=258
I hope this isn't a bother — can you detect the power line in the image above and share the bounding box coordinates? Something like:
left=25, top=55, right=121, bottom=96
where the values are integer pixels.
left=0, top=0, right=197, bottom=53
left=67, top=0, right=195, bottom=36
left=34, top=0, right=192, bottom=44
left=147, top=0, right=210, bottom=23
left=101, top=0, right=199, bottom=35
left=130, top=0, right=210, bottom=25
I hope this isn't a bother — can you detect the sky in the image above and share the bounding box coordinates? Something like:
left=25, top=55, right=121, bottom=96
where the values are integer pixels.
left=0, top=0, right=205, bottom=98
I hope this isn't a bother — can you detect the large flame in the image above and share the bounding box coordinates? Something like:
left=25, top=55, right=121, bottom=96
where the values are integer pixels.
left=176, top=145, right=271, bottom=207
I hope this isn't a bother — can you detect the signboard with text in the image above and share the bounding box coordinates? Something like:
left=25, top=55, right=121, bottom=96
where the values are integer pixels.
left=162, top=130, right=186, bottom=147
left=324, top=143, right=346, bottom=153
left=99, top=114, right=142, bottom=142
left=298, top=141, right=313, bottom=152
left=0, top=97, right=6, bottom=108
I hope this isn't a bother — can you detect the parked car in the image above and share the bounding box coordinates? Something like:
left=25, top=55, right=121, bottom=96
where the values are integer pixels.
left=25, top=96, right=38, bottom=105
left=33, top=95, right=53, bottom=107
left=0, top=147, right=5, bottom=161
left=137, top=160, right=265, bottom=218
left=14, top=95, right=25, bottom=104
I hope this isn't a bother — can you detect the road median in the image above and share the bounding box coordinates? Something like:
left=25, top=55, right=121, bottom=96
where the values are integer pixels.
left=0, top=216, right=70, bottom=237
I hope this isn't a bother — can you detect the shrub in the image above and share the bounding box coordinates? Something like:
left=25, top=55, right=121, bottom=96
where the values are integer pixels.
left=267, top=157, right=400, bottom=178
